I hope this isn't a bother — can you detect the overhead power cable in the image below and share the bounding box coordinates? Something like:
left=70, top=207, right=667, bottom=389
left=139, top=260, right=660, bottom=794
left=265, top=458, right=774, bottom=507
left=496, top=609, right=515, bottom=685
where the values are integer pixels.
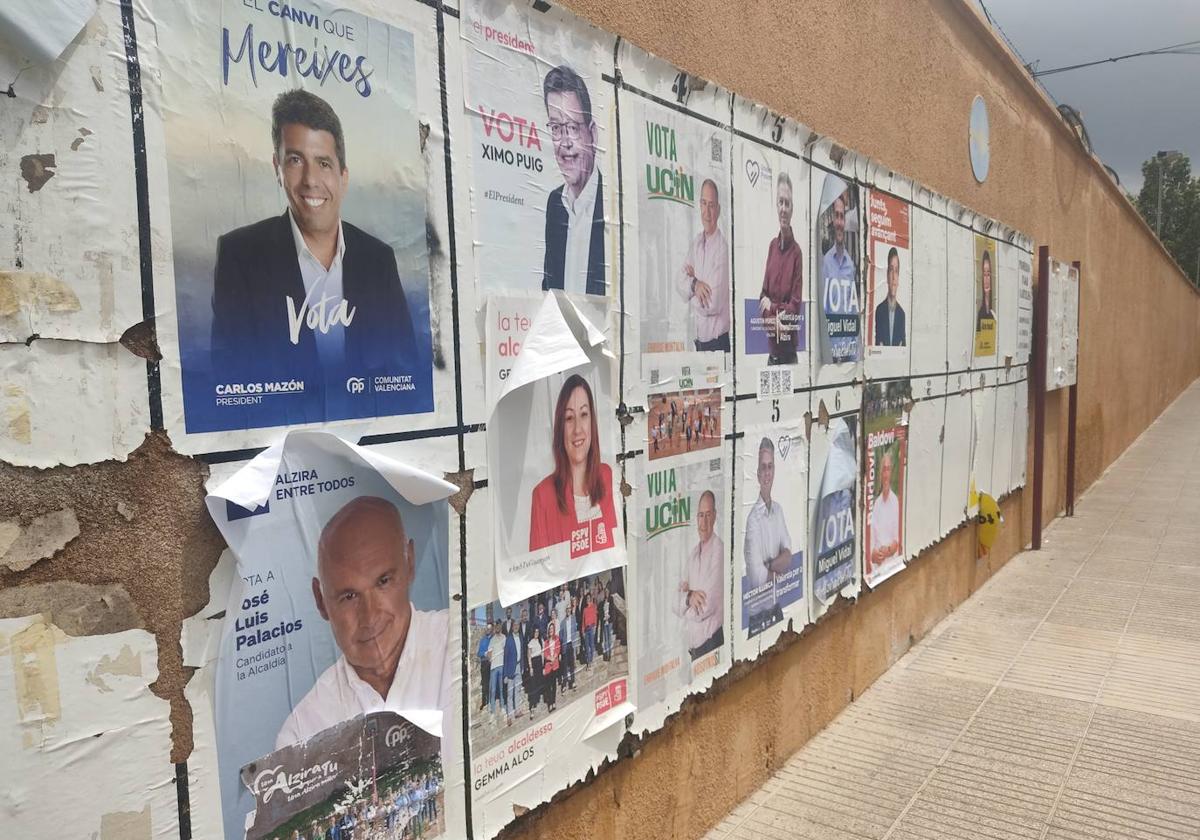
left=1032, top=38, right=1200, bottom=77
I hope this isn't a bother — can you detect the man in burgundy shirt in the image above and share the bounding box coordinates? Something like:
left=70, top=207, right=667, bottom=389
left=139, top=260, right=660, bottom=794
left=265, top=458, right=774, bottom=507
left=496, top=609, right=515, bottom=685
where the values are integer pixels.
left=757, top=172, right=804, bottom=365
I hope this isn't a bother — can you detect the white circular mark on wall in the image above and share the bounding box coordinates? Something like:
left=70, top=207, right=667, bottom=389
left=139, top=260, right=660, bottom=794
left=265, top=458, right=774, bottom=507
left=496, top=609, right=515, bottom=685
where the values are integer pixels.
left=969, top=95, right=990, bottom=183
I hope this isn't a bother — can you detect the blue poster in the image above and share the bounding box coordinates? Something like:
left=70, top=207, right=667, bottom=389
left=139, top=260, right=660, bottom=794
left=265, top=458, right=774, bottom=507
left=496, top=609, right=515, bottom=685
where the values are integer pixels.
left=157, top=0, right=435, bottom=433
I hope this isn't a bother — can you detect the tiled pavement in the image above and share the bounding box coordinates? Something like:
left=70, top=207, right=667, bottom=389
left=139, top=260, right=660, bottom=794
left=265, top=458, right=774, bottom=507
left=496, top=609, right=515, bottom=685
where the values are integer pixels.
left=705, top=384, right=1200, bottom=840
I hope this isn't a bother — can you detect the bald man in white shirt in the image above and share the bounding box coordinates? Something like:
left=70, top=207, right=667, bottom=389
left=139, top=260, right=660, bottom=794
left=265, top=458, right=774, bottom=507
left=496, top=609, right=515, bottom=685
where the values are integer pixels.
left=675, top=489, right=725, bottom=660
left=275, top=496, right=450, bottom=749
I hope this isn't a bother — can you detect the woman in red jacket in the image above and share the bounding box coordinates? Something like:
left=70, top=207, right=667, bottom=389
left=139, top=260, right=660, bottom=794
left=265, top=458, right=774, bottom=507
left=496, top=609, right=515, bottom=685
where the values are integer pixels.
left=528, top=374, right=618, bottom=555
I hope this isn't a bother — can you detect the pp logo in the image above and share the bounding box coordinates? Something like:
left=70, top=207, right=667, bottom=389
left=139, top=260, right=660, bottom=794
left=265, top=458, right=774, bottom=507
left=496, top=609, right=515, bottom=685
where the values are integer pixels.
left=385, top=724, right=408, bottom=748
left=346, top=377, right=366, bottom=394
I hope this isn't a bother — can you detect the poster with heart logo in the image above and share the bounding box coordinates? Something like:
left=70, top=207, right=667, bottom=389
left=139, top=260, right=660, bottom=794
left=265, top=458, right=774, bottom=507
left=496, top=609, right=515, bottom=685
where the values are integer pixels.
left=734, top=138, right=809, bottom=372
left=734, top=421, right=809, bottom=658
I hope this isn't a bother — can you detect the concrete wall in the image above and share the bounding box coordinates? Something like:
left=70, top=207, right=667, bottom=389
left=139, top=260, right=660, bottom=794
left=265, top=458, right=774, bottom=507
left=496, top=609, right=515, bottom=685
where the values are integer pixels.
left=0, top=0, right=1197, bottom=838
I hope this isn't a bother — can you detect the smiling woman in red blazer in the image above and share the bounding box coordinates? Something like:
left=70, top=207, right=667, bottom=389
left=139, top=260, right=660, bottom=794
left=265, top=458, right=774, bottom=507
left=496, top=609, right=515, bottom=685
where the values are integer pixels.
left=529, top=374, right=618, bottom=554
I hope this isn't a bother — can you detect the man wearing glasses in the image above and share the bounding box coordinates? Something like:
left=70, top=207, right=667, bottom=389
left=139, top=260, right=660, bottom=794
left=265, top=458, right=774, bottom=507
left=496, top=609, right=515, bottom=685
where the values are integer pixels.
left=541, top=65, right=606, bottom=296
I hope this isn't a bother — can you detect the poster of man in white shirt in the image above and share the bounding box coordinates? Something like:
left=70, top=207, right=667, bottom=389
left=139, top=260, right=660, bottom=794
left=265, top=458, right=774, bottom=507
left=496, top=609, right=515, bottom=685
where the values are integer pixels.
left=864, top=380, right=908, bottom=587
left=205, top=432, right=457, bottom=840
left=636, top=455, right=728, bottom=717
left=628, top=93, right=732, bottom=363
left=739, top=428, right=807, bottom=640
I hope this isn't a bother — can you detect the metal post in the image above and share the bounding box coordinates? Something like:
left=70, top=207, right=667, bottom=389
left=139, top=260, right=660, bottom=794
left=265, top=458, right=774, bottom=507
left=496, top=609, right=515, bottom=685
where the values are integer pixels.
left=1032, top=246, right=1049, bottom=549
left=1066, top=260, right=1081, bottom=517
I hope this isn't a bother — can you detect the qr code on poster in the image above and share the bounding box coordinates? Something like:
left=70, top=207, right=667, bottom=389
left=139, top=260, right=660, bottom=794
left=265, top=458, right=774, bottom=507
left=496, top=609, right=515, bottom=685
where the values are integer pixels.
left=710, top=136, right=723, bottom=164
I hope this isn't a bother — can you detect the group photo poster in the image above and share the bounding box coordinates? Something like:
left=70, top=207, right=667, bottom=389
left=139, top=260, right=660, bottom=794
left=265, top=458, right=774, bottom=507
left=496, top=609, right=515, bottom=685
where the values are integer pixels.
left=814, top=172, right=862, bottom=368
left=204, top=432, right=458, bottom=840
left=633, top=453, right=729, bottom=725
left=736, top=422, right=809, bottom=651
left=644, top=355, right=724, bottom=461
left=810, top=415, right=860, bottom=617
left=863, top=381, right=909, bottom=588
left=865, top=191, right=911, bottom=369
left=974, top=233, right=998, bottom=358
left=466, top=566, right=630, bottom=801
left=488, top=293, right=625, bottom=605
left=461, top=0, right=615, bottom=297
left=735, top=137, right=810, bottom=377
left=152, top=0, right=437, bottom=435
left=627, top=93, right=734, bottom=378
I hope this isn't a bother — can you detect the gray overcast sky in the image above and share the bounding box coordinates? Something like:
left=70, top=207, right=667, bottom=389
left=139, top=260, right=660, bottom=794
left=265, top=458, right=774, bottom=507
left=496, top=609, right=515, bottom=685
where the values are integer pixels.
left=978, top=0, right=1200, bottom=194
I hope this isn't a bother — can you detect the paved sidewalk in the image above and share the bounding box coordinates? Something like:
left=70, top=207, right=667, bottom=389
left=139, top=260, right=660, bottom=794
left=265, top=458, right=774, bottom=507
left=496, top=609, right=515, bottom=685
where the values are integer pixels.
left=706, top=384, right=1200, bottom=840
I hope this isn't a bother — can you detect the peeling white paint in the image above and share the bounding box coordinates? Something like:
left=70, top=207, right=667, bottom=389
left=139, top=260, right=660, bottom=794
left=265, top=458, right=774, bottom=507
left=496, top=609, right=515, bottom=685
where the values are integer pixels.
left=0, top=614, right=177, bottom=839
left=0, top=339, right=148, bottom=467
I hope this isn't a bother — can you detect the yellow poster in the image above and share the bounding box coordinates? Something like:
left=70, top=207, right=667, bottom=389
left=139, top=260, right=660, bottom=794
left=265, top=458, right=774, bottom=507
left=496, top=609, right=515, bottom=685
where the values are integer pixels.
left=973, top=234, right=997, bottom=357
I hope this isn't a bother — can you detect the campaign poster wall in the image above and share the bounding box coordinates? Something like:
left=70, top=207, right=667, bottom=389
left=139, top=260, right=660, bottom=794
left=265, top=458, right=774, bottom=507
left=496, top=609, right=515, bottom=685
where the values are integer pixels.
left=633, top=454, right=729, bottom=729
left=488, top=294, right=624, bottom=605
left=204, top=432, right=456, bottom=840
left=153, top=0, right=436, bottom=434
left=629, top=95, right=733, bottom=367
left=863, top=382, right=909, bottom=588
left=974, top=233, right=998, bottom=357
left=461, top=0, right=615, bottom=297
left=814, top=172, right=862, bottom=368
left=465, top=567, right=630, bottom=801
left=810, top=415, right=859, bottom=618
left=865, top=191, right=911, bottom=375
left=735, top=138, right=809, bottom=374
left=735, top=422, right=808, bottom=657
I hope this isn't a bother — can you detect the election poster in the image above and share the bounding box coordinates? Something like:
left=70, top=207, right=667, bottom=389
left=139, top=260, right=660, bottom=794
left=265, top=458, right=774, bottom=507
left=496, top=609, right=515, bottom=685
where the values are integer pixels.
left=974, top=233, right=998, bottom=357
left=810, top=415, right=859, bottom=615
left=627, top=94, right=733, bottom=371
left=736, top=422, right=808, bottom=655
left=814, top=172, right=862, bottom=366
left=241, top=712, right=443, bottom=840
left=488, top=293, right=625, bottom=605
left=735, top=138, right=809, bottom=372
left=461, top=0, right=615, bottom=297
left=485, top=292, right=607, bottom=412
left=633, top=453, right=728, bottom=726
left=203, top=431, right=457, bottom=840
left=866, top=191, right=911, bottom=360
left=151, top=0, right=436, bottom=435
left=863, top=382, right=909, bottom=588
left=1016, top=251, right=1034, bottom=364
left=466, top=567, right=630, bottom=802
left=644, top=357, right=724, bottom=461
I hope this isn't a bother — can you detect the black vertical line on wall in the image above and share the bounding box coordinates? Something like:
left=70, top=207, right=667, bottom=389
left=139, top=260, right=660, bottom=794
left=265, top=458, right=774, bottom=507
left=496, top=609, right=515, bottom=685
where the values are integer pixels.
left=119, top=0, right=163, bottom=431
left=433, top=2, right=474, bottom=835
left=612, top=37, right=629, bottom=540
left=174, top=761, right=192, bottom=840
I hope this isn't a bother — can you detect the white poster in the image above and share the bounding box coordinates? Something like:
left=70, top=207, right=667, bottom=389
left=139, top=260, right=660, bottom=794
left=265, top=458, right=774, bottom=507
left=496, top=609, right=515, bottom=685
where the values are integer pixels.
left=624, top=93, right=733, bottom=383
left=204, top=431, right=458, bottom=840
left=632, top=452, right=729, bottom=729
left=461, top=0, right=615, bottom=297
left=487, top=293, right=625, bottom=605
left=734, top=421, right=809, bottom=658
